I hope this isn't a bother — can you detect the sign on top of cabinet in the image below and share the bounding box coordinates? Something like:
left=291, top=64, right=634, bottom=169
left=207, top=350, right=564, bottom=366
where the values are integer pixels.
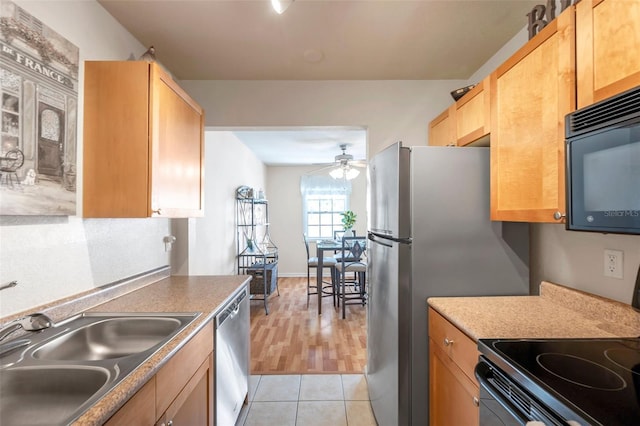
left=83, top=61, right=204, bottom=218
left=576, top=0, right=640, bottom=108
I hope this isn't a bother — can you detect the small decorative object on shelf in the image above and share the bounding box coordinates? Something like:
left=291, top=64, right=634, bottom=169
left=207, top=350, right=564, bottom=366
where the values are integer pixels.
left=450, top=84, right=477, bottom=101
left=139, top=45, right=156, bottom=62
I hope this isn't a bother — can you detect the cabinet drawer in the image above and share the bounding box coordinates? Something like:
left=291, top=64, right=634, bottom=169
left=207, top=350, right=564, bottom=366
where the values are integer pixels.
left=428, top=308, right=479, bottom=383
left=156, top=322, right=214, bottom=415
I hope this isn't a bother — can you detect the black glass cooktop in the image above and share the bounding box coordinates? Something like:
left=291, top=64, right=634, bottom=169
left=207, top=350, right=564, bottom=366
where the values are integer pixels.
left=478, top=338, right=640, bottom=426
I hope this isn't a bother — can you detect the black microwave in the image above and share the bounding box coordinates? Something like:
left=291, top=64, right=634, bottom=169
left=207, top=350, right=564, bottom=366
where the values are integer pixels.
left=565, top=85, right=640, bottom=235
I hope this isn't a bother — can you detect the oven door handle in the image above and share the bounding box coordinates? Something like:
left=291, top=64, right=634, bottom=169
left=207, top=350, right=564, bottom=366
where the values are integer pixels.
left=475, top=361, right=531, bottom=425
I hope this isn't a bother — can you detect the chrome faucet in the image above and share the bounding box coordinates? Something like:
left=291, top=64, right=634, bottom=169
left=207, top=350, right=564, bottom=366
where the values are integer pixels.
left=0, top=313, right=54, bottom=342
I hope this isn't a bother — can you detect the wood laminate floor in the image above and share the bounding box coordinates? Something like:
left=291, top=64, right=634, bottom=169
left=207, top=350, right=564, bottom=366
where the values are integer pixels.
left=250, top=277, right=367, bottom=375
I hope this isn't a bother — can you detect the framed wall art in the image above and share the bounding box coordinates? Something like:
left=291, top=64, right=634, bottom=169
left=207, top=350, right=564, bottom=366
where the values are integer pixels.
left=1, top=1, right=78, bottom=215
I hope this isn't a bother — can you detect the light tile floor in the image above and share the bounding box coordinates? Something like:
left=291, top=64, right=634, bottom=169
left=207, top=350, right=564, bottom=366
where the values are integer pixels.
left=235, top=374, right=378, bottom=426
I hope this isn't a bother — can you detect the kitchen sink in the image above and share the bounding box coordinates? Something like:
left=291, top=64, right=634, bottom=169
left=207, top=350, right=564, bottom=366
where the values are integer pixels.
left=33, top=316, right=184, bottom=361
left=0, top=366, right=110, bottom=426
left=0, top=312, right=200, bottom=425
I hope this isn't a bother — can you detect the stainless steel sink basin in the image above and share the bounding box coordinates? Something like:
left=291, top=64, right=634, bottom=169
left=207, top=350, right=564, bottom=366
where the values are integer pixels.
left=0, top=312, right=200, bottom=425
left=33, top=316, right=184, bottom=361
left=0, top=366, right=110, bottom=426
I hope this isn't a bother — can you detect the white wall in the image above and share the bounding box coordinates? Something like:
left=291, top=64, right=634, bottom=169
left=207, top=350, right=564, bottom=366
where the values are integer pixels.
left=174, top=131, right=267, bottom=276
left=266, top=165, right=367, bottom=276
left=180, top=80, right=468, bottom=158
left=0, top=1, right=171, bottom=317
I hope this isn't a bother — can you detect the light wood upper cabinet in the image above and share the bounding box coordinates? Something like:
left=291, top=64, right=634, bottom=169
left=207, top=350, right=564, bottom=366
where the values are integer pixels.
left=455, top=76, right=491, bottom=147
left=428, top=308, right=479, bottom=426
left=490, top=7, right=575, bottom=222
left=428, top=104, right=455, bottom=146
left=83, top=61, right=204, bottom=218
left=576, top=0, right=640, bottom=108
left=428, top=77, right=490, bottom=147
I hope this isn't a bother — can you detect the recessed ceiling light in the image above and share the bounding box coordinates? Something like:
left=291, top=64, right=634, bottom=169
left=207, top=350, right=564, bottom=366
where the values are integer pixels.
left=303, top=49, right=324, bottom=63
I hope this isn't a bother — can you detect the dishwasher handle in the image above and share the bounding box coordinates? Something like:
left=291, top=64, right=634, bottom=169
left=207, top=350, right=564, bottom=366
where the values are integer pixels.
left=217, top=289, right=247, bottom=328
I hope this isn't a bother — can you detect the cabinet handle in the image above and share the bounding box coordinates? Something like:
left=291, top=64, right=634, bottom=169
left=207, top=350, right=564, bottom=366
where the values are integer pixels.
left=553, top=211, right=565, bottom=221
left=443, top=338, right=454, bottom=346
left=473, top=396, right=479, bottom=407
left=167, top=421, right=173, bottom=426
left=153, top=208, right=163, bottom=216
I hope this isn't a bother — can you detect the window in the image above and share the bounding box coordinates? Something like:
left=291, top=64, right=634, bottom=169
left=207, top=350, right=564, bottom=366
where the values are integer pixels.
left=301, top=174, right=351, bottom=240
left=305, top=194, right=347, bottom=239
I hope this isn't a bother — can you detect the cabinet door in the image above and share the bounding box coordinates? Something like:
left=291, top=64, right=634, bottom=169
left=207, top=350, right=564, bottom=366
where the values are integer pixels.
left=83, top=61, right=151, bottom=218
left=150, top=65, right=205, bottom=217
left=428, top=104, right=455, bottom=146
left=156, top=322, right=213, bottom=415
left=105, top=377, right=156, bottom=426
left=156, top=354, right=214, bottom=426
left=83, top=61, right=204, bottom=218
left=455, top=76, right=490, bottom=147
left=429, top=341, right=479, bottom=426
left=490, top=7, right=575, bottom=222
left=577, top=0, right=640, bottom=108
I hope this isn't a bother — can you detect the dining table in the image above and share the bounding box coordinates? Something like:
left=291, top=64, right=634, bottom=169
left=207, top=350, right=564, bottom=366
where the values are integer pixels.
left=315, top=239, right=342, bottom=315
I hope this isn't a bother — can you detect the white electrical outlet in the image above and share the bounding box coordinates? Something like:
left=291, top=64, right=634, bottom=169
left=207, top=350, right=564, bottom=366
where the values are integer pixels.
left=604, top=249, right=623, bottom=279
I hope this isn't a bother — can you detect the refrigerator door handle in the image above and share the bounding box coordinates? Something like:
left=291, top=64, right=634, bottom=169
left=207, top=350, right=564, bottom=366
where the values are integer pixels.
left=368, top=231, right=411, bottom=245
left=368, top=232, right=393, bottom=247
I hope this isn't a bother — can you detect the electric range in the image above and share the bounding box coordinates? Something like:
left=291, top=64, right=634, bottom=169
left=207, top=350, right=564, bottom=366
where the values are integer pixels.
left=476, top=337, right=640, bottom=425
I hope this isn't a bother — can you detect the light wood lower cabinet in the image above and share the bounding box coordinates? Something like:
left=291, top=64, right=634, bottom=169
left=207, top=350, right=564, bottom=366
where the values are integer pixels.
left=428, top=308, right=479, bottom=426
left=104, top=322, right=214, bottom=426
left=156, top=354, right=213, bottom=426
left=104, top=377, right=156, bottom=426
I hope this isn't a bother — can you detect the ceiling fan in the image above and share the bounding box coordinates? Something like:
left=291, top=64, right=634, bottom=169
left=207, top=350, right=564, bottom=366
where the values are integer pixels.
left=309, top=144, right=366, bottom=180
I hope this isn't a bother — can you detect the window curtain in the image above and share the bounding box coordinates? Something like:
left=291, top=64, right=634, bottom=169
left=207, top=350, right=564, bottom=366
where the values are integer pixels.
left=300, top=174, right=352, bottom=196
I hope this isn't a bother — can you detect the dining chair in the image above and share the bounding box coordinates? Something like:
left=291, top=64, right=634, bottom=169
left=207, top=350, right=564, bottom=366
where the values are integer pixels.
left=303, top=234, right=338, bottom=308
left=335, top=235, right=367, bottom=319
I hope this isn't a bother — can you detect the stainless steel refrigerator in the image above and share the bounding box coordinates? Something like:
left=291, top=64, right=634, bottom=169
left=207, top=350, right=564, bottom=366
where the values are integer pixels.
left=366, top=142, right=530, bottom=426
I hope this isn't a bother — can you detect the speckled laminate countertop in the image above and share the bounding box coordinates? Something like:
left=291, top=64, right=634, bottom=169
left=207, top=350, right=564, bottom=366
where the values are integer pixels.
left=5, top=271, right=250, bottom=426
left=427, top=281, right=640, bottom=342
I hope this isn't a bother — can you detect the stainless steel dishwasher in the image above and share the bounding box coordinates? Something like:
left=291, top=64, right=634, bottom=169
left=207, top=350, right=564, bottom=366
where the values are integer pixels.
left=216, top=286, right=250, bottom=426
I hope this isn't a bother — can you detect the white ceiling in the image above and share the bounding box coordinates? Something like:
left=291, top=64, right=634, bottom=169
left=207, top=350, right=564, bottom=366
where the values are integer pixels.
left=99, top=0, right=538, bottom=81
left=230, top=127, right=366, bottom=165
left=98, top=0, right=537, bottom=165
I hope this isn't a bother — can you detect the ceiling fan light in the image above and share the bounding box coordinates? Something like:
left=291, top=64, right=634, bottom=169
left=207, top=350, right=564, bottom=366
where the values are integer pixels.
left=345, top=168, right=360, bottom=180
left=271, top=0, right=293, bottom=14
left=329, top=168, right=344, bottom=179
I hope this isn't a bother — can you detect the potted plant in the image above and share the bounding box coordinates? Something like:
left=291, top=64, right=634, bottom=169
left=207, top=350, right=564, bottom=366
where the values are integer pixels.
left=341, top=210, right=357, bottom=236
